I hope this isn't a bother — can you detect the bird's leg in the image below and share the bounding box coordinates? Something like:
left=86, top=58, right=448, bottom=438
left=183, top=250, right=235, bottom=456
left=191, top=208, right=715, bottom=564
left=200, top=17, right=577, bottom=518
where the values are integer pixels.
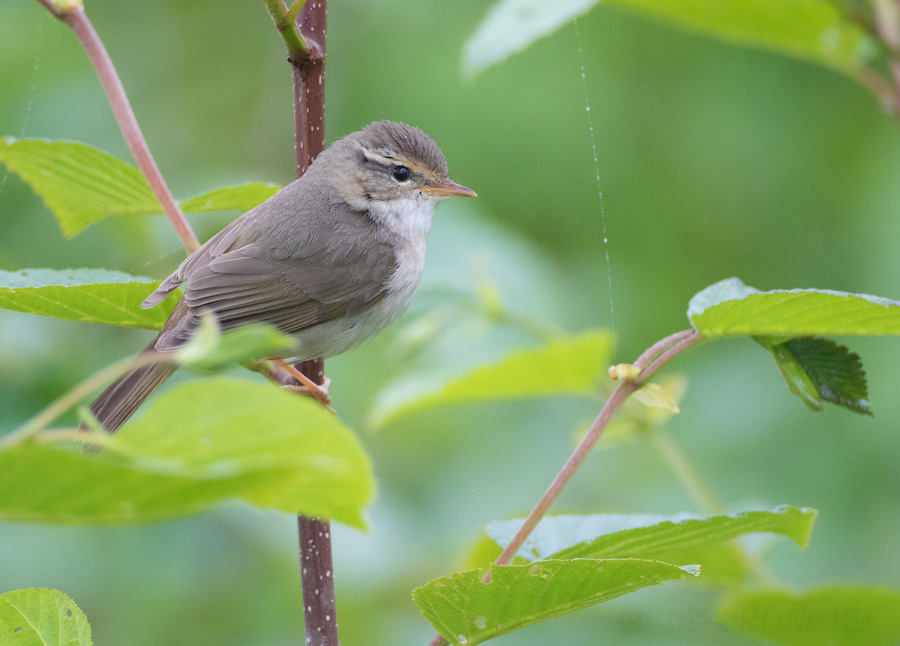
left=273, top=359, right=333, bottom=408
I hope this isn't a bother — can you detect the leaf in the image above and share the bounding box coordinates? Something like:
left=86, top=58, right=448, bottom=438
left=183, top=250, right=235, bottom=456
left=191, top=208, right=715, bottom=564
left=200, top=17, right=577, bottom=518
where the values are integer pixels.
left=0, top=588, right=92, bottom=646
left=0, top=378, right=373, bottom=528
left=632, top=382, right=681, bottom=412
left=177, top=313, right=296, bottom=371
left=718, top=585, right=900, bottom=646
left=413, top=559, right=698, bottom=646
left=758, top=336, right=871, bottom=415
left=463, top=0, right=598, bottom=79
left=369, top=330, right=612, bottom=428
left=463, top=0, right=876, bottom=80
left=0, top=138, right=161, bottom=236
left=757, top=336, right=824, bottom=411
left=0, top=268, right=179, bottom=330
left=605, top=0, right=876, bottom=74
left=487, top=506, right=817, bottom=561
left=689, top=278, right=900, bottom=337
left=179, top=182, right=281, bottom=213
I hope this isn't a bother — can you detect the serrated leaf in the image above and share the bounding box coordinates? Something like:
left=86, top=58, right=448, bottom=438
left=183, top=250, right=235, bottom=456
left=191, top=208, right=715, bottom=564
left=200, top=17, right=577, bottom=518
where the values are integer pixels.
left=0, top=378, right=373, bottom=528
left=0, top=138, right=161, bottom=236
left=369, top=330, right=612, bottom=428
left=759, top=336, right=871, bottom=415
left=487, top=506, right=817, bottom=561
left=757, top=336, right=824, bottom=411
left=632, top=382, right=680, bottom=412
left=0, top=588, right=92, bottom=646
left=689, top=278, right=900, bottom=337
left=179, top=182, right=281, bottom=213
left=414, top=559, right=698, bottom=646
left=464, top=0, right=875, bottom=80
left=718, top=586, right=900, bottom=646
left=0, top=268, right=179, bottom=329
left=177, top=313, right=296, bottom=371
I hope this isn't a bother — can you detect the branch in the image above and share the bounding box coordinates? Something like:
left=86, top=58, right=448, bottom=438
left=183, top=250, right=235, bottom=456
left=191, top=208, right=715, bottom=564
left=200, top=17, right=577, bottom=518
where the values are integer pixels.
left=35, top=0, right=199, bottom=253
left=262, top=0, right=310, bottom=62
left=426, top=330, right=701, bottom=645
left=488, top=331, right=700, bottom=573
left=266, top=0, right=336, bottom=644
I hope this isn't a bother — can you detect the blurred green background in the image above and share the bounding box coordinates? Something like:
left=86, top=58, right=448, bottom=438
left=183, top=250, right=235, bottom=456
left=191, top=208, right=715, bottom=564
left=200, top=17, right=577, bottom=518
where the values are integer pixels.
left=2, top=1, right=900, bottom=644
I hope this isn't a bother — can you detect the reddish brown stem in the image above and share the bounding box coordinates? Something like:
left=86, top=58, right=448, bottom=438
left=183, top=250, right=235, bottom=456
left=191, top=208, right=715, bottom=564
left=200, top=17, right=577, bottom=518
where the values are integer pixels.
left=487, top=380, right=638, bottom=576
left=298, top=516, right=338, bottom=646
left=286, top=1, right=335, bottom=645
left=38, top=3, right=199, bottom=253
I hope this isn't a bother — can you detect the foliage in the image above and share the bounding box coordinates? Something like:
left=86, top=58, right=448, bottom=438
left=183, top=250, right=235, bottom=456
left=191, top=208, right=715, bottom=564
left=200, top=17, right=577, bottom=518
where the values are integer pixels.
left=3, top=0, right=900, bottom=645
left=0, top=588, right=92, bottom=646
left=0, top=378, right=374, bottom=528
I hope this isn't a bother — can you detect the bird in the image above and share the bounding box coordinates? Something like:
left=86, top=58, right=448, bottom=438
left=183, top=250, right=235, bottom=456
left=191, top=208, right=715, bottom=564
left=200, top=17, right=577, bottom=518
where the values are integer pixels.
left=84, top=121, right=476, bottom=434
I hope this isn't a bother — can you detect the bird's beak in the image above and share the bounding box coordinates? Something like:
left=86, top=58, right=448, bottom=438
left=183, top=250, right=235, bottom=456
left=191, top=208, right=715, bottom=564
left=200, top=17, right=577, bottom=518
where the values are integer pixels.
left=422, top=180, right=477, bottom=198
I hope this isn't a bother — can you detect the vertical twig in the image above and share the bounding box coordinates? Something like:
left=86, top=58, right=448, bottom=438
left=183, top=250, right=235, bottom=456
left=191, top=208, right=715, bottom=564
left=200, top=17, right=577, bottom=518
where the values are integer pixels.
left=35, top=1, right=199, bottom=253
left=283, top=1, right=334, bottom=645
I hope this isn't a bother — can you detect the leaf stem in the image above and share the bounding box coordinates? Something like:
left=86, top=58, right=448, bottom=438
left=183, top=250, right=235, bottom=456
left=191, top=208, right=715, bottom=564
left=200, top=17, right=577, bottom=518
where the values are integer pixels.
left=35, top=1, right=199, bottom=253
left=1, top=352, right=167, bottom=449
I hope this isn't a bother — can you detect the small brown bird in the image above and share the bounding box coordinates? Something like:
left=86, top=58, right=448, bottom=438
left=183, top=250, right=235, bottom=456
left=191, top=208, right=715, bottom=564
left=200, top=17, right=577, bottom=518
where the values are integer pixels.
left=87, top=121, right=475, bottom=433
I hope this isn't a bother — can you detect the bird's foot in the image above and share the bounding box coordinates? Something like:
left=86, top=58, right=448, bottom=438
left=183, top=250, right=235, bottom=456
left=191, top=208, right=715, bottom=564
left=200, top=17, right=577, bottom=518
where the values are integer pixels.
left=282, top=377, right=333, bottom=409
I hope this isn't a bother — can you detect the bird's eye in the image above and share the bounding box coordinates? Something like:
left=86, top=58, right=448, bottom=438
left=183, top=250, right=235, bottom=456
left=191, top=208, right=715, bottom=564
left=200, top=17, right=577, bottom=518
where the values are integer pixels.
left=392, top=166, right=411, bottom=182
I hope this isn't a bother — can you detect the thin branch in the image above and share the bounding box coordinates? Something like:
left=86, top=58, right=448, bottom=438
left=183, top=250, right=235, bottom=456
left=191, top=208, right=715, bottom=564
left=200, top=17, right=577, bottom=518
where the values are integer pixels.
left=0, top=351, right=169, bottom=449
left=285, top=0, right=309, bottom=29
left=639, top=330, right=701, bottom=383
left=262, top=0, right=309, bottom=62
left=479, top=329, right=698, bottom=585
left=35, top=1, right=199, bottom=253
left=486, top=380, right=637, bottom=577
left=634, top=328, right=696, bottom=370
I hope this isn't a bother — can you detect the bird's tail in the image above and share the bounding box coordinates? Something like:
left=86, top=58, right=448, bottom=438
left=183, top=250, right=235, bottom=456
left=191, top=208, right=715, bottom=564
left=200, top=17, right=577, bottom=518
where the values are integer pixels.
left=80, top=300, right=190, bottom=442
left=82, top=347, right=177, bottom=437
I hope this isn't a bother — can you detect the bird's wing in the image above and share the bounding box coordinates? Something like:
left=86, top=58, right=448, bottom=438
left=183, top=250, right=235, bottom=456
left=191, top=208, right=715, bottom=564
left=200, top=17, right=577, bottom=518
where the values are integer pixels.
left=154, top=240, right=395, bottom=351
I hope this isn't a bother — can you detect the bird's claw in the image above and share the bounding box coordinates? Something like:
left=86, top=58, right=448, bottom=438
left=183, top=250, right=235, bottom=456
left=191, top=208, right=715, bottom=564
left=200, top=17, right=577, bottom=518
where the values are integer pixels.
left=282, top=377, right=333, bottom=410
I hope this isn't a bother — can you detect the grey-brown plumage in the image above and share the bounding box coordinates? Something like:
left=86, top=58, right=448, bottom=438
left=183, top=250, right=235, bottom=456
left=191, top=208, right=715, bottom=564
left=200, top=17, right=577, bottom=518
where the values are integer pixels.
left=85, top=121, right=475, bottom=434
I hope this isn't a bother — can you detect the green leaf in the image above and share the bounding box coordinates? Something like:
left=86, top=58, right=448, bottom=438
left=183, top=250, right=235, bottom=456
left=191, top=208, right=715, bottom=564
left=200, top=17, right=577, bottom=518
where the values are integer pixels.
left=179, top=182, right=281, bottom=213
left=369, top=330, right=612, bottom=428
left=464, top=0, right=875, bottom=80
left=757, top=336, right=824, bottom=411
left=463, top=0, right=597, bottom=78
left=606, top=0, right=876, bottom=73
left=414, top=559, right=698, bottom=646
left=0, top=588, right=92, bottom=646
left=177, top=313, right=296, bottom=371
left=0, top=378, right=373, bottom=528
left=487, top=506, right=817, bottom=561
left=718, top=586, right=900, bottom=646
left=689, top=278, right=900, bottom=337
left=758, top=336, right=871, bottom=415
left=0, top=268, right=179, bottom=330
left=0, top=138, right=161, bottom=236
